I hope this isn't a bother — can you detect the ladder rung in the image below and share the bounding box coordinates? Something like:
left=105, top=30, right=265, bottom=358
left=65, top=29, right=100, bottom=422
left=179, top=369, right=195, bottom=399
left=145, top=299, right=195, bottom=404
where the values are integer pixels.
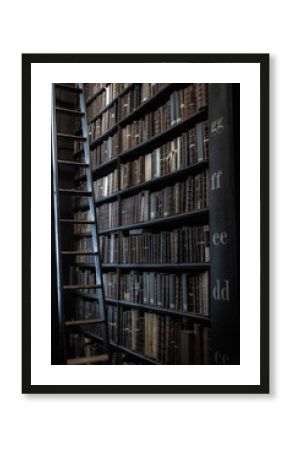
left=57, top=133, right=86, bottom=141
left=66, top=354, right=109, bottom=365
left=55, top=107, right=84, bottom=116
left=55, top=83, right=82, bottom=93
left=60, top=219, right=95, bottom=225
left=58, top=147, right=84, bottom=153
left=58, top=188, right=92, bottom=196
left=64, top=318, right=104, bottom=326
left=73, top=290, right=98, bottom=299
left=62, top=251, right=98, bottom=256
left=58, top=159, right=88, bottom=167
left=63, top=284, right=101, bottom=290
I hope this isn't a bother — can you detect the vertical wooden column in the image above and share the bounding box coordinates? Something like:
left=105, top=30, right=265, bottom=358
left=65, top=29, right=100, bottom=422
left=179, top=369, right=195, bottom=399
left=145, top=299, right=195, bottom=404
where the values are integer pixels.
left=209, top=84, right=240, bottom=364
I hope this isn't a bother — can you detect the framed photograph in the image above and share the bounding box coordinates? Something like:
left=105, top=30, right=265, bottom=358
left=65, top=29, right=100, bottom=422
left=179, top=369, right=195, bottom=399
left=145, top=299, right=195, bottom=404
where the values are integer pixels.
left=22, top=53, right=269, bottom=394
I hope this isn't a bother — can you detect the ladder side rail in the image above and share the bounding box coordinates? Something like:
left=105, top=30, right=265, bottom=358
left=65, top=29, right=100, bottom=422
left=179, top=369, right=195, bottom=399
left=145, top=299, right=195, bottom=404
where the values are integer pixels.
left=51, top=84, right=66, bottom=362
left=78, top=83, right=110, bottom=356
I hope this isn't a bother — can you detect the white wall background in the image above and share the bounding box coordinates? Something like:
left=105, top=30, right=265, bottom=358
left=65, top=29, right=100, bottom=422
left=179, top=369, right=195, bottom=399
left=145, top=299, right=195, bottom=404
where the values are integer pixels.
left=0, top=1, right=286, bottom=449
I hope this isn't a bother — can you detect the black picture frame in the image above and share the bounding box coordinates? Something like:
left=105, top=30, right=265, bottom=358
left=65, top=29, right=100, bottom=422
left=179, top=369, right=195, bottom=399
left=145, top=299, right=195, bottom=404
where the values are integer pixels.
left=22, top=53, right=269, bottom=394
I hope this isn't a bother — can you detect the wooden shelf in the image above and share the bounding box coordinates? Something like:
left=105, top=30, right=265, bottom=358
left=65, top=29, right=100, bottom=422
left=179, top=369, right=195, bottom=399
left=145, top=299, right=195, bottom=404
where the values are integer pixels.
left=118, top=109, right=207, bottom=162
left=112, top=344, right=160, bottom=365
left=115, top=300, right=210, bottom=321
left=81, top=331, right=159, bottom=365
left=94, top=191, right=119, bottom=207
left=98, top=209, right=209, bottom=235
left=116, top=263, right=210, bottom=270
left=85, top=86, right=107, bottom=106
left=92, top=155, right=119, bottom=178
left=118, top=160, right=208, bottom=198
left=72, top=262, right=209, bottom=271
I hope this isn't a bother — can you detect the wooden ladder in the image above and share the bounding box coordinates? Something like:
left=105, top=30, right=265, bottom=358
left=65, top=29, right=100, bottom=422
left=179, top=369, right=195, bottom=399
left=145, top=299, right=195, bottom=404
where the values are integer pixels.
left=51, top=83, right=110, bottom=365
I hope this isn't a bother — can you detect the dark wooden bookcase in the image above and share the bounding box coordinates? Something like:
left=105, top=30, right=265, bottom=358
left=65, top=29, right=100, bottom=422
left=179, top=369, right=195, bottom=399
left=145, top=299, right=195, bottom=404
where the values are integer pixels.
left=54, top=82, right=240, bottom=365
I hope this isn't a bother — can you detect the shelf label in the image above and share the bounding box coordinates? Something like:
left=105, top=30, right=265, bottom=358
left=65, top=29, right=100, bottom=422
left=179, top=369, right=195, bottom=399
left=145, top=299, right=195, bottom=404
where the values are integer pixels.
left=214, top=351, right=230, bottom=364
left=211, top=170, right=223, bottom=190
left=211, top=117, right=224, bottom=135
left=212, top=231, right=228, bottom=246
left=213, top=279, right=230, bottom=301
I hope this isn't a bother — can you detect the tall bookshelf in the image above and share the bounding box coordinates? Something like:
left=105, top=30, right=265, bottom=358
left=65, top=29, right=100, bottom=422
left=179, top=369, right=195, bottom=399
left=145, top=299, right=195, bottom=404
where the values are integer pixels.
left=53, top=82, right=239, bottom=365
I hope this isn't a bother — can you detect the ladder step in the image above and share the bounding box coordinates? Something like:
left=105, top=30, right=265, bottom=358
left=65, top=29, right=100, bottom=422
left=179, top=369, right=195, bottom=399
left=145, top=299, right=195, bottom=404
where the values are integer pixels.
left=55, top=107, right=84, bottom=116
left=58, top=188, right=92, bottom=196
left=60, top=219, right=95, bottom=225
left=63, top=284, right=101, bottom=290
left=58, top=159, right=88, bottom=167
left=66, top=354, right=109, bottom=365
left=64, top=318, right=104, bottom=326
left=57, top=133, right=86, bottom=141
left=62, top=250, right=98, bottom=256
left=55, top=83, right=82, bottom=93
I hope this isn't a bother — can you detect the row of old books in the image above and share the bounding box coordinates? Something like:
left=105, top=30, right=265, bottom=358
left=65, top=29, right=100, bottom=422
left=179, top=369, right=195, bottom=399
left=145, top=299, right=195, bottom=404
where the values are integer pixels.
left=70, top=267, right=209, bottom=316
left=91, top=132, right=119, bottom=169
left=86, top=83, right=166, bottom=134
left=84, top=83, right=131, bottom=103
left=149, top=173, right=208, bottom=220
left=69, top=266, right=97, bottom=293
left=84, top=83, right=107, bottom=102
left=72, top=211, right=117, bottom=237
left=75, top=120, right=208, bottom=181
left=86, top=84, right=133, bottom=121
left=119, top=308, right=209, bottom=364
left=70, top=267, right=117, bottom=301
left=120, top=121, right=209, bottom=188
left=75, top=237, right=96, bottom=264
left=68, top=283, right=210, bottom=363
left=120, top=84, right=207, bottom=152
left=120, top=226, right=210, bottom=264
left=86, top=84, right=207, bottom=146
left=105, top=84, right=131, bottom=104
left=75, top=295, right=100, bottom=321
left=73, top=171, right=208, bottom=231
left=121, top=171, right=208, bottom=225
left=73, top=296, right=118, bottom=342
left=72, top=208, right=118, bottom=235
left=73, top=210, right=92, bottom=235
left=73, top=184, right=90, bottom=209
left=120, top=271, right=209, bottom=316
left=68, top=334, right=101, bottom=359
left=87, top=225, right=210, bottom=264
left=75, top=225, right=210, bottom=265
left=107, top=305, right=118, bottom=342
left=70, top=303, right=117, bottom=344
left=140, top=83, right=169, bottom=103
left=103, top=272, right=118, bottom=299
left=99, top=234, right=118, bottom=264
left=86, top=89, right=107, bottom=122
left=118, top=83, right=168, bottom=120
left=93, top=169, right=118, bottom=199
left=88, top=103, right=117, bottom=143
left=96, top=201, right=118, bottom=230
left=85, top=84, right=168, bottom=125
left=56, top=113, right=79, bottom=135
left=86, top=83, right=133, bottom=121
